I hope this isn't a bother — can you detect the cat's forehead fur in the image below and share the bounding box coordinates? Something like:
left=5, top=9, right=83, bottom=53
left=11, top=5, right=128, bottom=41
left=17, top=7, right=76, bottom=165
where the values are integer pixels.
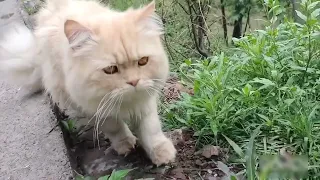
left=75, top=2, right=163, bottom=65
left=96, top=16, right=146, bottom=64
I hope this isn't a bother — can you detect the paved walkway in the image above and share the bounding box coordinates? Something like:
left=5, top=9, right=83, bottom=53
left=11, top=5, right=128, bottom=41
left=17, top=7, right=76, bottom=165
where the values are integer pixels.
left=0, top=0, right=73, bottom=179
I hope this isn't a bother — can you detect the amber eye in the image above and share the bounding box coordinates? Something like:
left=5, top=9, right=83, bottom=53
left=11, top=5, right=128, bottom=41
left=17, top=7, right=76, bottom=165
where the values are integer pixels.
left=138, top=57, right=149, bottom=66
left=103, top=66, right=118, bottom=74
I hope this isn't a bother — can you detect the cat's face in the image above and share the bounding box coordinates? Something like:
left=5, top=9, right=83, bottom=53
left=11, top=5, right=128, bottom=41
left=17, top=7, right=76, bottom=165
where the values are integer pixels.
left=64, top=2, right=168, bottom=105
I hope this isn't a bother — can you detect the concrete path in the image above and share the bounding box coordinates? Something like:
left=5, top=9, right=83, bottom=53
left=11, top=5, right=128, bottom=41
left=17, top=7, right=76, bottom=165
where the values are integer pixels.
left=0, top=0, right=73, bottom=179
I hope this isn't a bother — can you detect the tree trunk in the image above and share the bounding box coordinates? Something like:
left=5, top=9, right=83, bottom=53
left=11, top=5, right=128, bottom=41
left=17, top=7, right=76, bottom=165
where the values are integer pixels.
left=243, top=7, right=251, bottom=37
left=197, top=15, right=205, bottom=51
left=232, top=16, right=243, bottom=39
left=232, top=4, right=243, bottom=39
left=220, top=0, right=228, bottom=46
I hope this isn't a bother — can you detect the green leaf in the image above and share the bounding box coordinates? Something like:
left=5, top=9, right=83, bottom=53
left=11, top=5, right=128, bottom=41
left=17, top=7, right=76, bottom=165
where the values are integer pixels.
left=84, top=177, right=94, bottom=180
left=108, top=169, right=132, bottom=180
left=185, top=59, right=192, bottom=66
left=246, top=126, right=261, bottom=180
left=242, top=84, right=252, bottom=96
left=308, top=105, right=320, bottom=122
left=250, top=78, right=275, bottom=90
left=217, top=161, right=231, bottom=175
left=223, top=134, right=244, bottom=158
left=61, top=121, right=70, bottom=131
left=75, top=175, right=94, bottom=180
left=311, top=8, right=320, bottom=18
left=284, top=99, right=295, bottom=106
left=295, top=10, right=307, bottom=22
left=98, top=175, right=110, bottom=180
left=230, top=175, right=238, bottom=180
left=68, top=120, right=76, bottom=132
left=176, top=117, right=187, bottom=125
left=251, top=78, right=275, bottom=86
left=308, top=2, right=320, bottom=10
left=301, top=0, right=307, bottom=5
left=75, top=175, right=84, bottom=180
left=257, top=114, right=269, bottom=121
left=210, top=121, right=218, bottom=137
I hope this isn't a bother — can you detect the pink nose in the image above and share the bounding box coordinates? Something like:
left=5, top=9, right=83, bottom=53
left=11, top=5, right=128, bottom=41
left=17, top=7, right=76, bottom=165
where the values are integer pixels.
left=127, top=79, right=139, bottom=87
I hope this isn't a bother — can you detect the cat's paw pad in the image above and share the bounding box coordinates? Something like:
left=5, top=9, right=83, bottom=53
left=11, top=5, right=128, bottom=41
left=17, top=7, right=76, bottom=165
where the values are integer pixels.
left=112, top=135, right=137, bottom=155
left=150, top=138, right=177, bottom=166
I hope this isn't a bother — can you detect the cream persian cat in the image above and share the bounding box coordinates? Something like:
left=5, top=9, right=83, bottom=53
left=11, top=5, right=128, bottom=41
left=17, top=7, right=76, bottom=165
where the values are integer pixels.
left=0, top=0, right=176, bottom=165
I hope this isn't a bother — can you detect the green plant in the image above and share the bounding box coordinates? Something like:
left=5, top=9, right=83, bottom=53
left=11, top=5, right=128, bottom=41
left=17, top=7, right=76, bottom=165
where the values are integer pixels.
left=61, top=119, right=77, bottom=134
left=163, top=0, right=320, bottom=178
left=75, top=169, right=132, bottom=180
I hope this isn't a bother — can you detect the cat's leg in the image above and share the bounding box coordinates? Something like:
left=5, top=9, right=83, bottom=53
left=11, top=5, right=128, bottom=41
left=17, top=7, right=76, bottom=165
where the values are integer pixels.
left=100, top=117, right=137, bottom=155
left=137, top=98, right=176, bottom=166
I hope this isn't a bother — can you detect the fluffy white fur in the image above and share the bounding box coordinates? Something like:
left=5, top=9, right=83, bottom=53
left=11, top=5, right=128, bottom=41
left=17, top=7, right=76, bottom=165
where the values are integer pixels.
left=0, top=0, right=176, bottom=165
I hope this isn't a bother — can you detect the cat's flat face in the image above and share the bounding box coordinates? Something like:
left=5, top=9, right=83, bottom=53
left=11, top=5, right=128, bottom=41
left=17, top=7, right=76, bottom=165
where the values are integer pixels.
left=88, top=23, right=169, bottom=97
left=64, top=2, right=168, bottom=106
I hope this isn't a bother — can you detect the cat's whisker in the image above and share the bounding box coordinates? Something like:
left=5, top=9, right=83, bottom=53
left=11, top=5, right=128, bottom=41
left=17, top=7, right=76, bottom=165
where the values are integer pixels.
left=92, top=88, right=126, bottom=145
left=92, top=91, right=117, bottom=147
left=94, top=94, right=117, bottom=137
left=145, top=89, right=153, bottom=98
left=151, top=78, right=166, bottom=82
left=95, top=91, right=120, bottom=125
left=109, top=92, right=123, bottom=124
left=96, top=92, right=117, bottom=123
left=148, top=86, right=163, bottom=95
left=88, top=90, right=113, bottom=124
left=148, top=86, right=171, bottom=110
left=95, top=89, right=125, bottom=139
left=96, top=94, right=122, bottom=147
left=100, top=94, right=120, bottom=126
left=115, top=93, right=123, bottom=122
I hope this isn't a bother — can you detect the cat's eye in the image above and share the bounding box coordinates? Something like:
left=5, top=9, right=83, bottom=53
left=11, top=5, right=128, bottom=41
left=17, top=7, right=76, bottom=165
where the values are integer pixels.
left=138, top=57, right=149, bottom=66
left=103, top=66, right=118, bottom=74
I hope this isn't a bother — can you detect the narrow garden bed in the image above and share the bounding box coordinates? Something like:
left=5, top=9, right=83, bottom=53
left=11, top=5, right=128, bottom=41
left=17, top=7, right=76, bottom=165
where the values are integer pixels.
left=50, top=76, right=239, bottom=180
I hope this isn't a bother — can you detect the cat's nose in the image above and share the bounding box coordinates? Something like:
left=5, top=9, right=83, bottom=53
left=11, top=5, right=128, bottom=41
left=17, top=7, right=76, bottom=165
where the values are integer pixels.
left=126, top=79, right=140, bottom=87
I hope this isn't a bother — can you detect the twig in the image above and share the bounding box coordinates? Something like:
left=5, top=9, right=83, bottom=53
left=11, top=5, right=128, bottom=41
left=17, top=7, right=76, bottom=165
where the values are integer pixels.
left=47, top=122, right=59, bottom=134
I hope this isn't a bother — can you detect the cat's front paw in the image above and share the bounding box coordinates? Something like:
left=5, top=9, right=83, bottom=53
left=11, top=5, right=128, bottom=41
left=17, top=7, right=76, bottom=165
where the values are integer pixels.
left=112, top=134, right=137, bottom=155
left=149, top=138, right=177, bottom=166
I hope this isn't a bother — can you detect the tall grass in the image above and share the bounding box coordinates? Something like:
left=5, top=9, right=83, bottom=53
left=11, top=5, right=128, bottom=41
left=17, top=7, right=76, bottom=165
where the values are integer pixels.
left=163, top=0, right=320, bottom=178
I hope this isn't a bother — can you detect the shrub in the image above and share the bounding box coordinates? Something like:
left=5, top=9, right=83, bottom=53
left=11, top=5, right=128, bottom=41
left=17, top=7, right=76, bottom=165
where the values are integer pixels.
left=163, top=0, right=320, bottom=178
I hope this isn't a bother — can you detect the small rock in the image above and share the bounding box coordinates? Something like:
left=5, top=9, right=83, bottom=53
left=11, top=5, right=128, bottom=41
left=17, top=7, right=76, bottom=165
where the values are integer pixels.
left=195, top=145, right=220, bottom=158
left=149, top=165, right=170, bottom=175
left=195, top=159, right=203, bottom=166
left=170, top=168, right=186, bottom=180
left=207, top=176, right=219, bottom=180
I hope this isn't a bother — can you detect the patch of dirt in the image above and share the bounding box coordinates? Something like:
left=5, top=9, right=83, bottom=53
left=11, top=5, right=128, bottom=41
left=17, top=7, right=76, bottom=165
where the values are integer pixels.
left=163, top=75, right=194, bottom=103
left=51, top=114, right=234, bottom=179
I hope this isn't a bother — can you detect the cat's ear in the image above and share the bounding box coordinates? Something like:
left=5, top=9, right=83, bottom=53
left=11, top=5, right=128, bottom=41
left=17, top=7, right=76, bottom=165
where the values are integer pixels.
left=64, top=20, right=96, bottom=52
left=135, top=1, right=163, bottom=36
